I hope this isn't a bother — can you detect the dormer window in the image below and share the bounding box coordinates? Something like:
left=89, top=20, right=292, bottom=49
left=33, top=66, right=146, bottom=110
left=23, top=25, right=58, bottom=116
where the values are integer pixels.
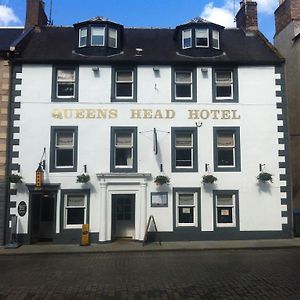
left=182, top=29, right=192, bottom=49
left=108, top=28, right=118, bottom=48
left=74, top=17, right=124, bottom=56
left=79, top=27, right=87, bottom=47
left=176, top=18, right=223, bottom=53
left=212, top=30, right=220, bottom=49
left=195, top=28, right=209, bottom=47
left=91, top=26, right=105, bottom=46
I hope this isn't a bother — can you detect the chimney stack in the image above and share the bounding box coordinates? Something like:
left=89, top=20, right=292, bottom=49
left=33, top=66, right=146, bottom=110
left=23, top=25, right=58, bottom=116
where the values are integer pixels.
left=275, top=0, right=300, bottom=35
left=25, top=0, right=48, bottom=30
left=236, top=0, right=258, bottom=32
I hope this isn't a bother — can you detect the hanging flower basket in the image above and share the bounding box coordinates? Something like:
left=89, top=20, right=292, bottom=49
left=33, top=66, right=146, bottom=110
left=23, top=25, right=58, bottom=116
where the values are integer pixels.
left=257, top=172, right=273, bottom=183
left=154, top=175, right=170, bottom=186
left=202, top=174, right=217, bottom=184
left=8, top=174, right=22, bottom=184
left=76, top=174, right=90, bottom=183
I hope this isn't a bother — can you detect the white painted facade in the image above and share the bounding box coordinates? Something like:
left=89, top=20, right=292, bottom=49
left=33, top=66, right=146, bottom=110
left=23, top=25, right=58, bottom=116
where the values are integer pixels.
left=9, top=64, right=289, bottom=243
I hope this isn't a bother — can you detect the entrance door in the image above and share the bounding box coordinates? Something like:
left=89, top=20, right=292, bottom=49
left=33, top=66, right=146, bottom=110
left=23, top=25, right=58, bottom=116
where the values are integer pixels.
left=112, top=194, right=135, bottom=239
left=30, top=193, right=56, bottom=243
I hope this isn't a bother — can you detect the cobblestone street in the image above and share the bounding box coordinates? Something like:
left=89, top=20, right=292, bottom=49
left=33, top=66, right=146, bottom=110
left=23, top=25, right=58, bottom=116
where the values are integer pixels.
left=1, top=248, right=300, bottom=299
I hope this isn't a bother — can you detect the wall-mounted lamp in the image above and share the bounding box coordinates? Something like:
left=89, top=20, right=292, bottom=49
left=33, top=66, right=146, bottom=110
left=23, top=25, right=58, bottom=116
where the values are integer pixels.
left=92, top=66, right=100, bottom=72
left=201, top=67, right=208, bottom=73
left=259, top=163, right=266, bottom=172
left=36, top=148, right=46, bottom=187
left=36, top=162, right=44, bottom=187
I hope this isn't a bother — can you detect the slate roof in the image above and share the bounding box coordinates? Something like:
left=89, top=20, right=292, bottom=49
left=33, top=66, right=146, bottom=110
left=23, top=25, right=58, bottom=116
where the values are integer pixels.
left=0, top=28, right=23, bottom=52
left=14, top=26, right=283, bottom=65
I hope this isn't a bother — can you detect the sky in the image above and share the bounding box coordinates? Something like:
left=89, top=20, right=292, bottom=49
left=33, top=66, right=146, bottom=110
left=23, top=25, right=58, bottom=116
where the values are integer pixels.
left=0, top=0, right=278, bottom=42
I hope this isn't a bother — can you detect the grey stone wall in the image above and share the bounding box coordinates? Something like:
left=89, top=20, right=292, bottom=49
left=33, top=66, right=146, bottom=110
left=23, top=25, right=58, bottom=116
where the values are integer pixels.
left=275, top=22, right=300, bottom=209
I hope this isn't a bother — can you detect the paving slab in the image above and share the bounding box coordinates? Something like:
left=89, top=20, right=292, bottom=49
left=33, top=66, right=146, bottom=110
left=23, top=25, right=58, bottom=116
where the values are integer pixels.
left=1, top=238, right=300, bottom=255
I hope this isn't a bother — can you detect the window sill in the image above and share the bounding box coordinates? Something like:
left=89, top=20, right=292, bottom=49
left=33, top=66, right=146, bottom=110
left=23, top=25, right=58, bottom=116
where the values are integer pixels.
left=52, top=97, right=78, bottom=102
left=111, top=97, right=136, bottom=102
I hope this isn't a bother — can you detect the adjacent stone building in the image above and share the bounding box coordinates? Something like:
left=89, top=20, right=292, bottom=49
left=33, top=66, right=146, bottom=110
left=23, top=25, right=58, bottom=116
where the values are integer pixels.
left=0, top=28, right=23, bottom=245
left=275, top=0, right=300, bottom=214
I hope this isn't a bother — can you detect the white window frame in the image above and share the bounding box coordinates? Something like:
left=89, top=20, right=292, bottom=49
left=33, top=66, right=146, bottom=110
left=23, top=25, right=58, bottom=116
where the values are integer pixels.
left=215, top=70, right=234, bottom=100
left=91, top=26, right=105, bottom=46
left=56, top=69, right=76, bottom=99
left=108, top=28, right=118, bottom=48
left=182, top=29, right=192, bottom=49
left=176, top=192, right=198, bottom=227
left=216, top=194, right=236, bottom=228
left=212, top=30, right=220, bottom=49
left=115, top=70, right=134, bottom=99
left=217, top=131, right=236, bottom=168
left=114, top=131, right=134, bottom=168
left=79, top=27, right=87, bottom=47
left=55, top=131, right=75, bottom=169
left=174, top=70, right=193, bottom=100
left=175, top=132, right=193, bottom=168
left=195, top=28, right=209, bottom=48
left=64, top=194, right=87, bottom=229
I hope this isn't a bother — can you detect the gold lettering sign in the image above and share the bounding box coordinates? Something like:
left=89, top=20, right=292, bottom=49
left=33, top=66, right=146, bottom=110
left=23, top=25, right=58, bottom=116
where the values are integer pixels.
left=52, top=108, right=241, bottom=120
left=188, top=109, right=240, bottom=120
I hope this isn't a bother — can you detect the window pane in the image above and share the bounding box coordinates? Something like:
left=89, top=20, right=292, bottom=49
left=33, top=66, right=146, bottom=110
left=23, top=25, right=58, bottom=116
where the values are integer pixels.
left=79, top=28, right=87, bottom=46
left=176, top=133, right=192, bottom=146
left=115, top=148, right=132, bottom=166
left=91, top=27, right=104, bottom=45
left=218, top=149, right=234, bottom=166
left=179, top=194, right=194, bottom=205
left=67, top=208, right=84, bottom=224
left=56, top=149, right=73, bottom=166
left=108, top=28, right=117, bottom=48
left=217, top=195, right=233, bottom=206
left=176, top=149, right=192, bottom=166
left=67, top=195, right=85, bottom=207
left=216, top=71, right=232, bottom=82
left=57, top=83, right=75, bottom=97
left=176, top=85, right=191, bottom=98
left=116, top=133, right=132, bottom=146
left=117, top=71, right=133, bottom=82
left=176, top=72, right=191, bottom=83
left=57, top=132, right=73, bottom=146
left=216, top=86, right=232, bottom=98
left=182, top=29, right=192, bottom=48
left=196, top=29, right=208, bottom=47
left=217, top=133, right=234, bottom=147
left=57, top=70, right=75, bottom=82
left=116, top=83, right=132, bottom=97
left=217, top=207, right=233, bottom=224
left=179, top=207, right=194, bottom=223
left=212, top=30, right=219, bottom=48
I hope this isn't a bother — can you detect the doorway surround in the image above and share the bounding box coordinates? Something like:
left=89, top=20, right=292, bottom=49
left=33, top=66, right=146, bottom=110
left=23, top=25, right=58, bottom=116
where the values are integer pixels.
left=96, top=173, right=151, bottom=242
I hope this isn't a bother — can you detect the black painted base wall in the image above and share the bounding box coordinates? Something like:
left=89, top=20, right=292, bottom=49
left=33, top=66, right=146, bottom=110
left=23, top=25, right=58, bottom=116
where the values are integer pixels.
left=16, top=229, right=293, bottom=245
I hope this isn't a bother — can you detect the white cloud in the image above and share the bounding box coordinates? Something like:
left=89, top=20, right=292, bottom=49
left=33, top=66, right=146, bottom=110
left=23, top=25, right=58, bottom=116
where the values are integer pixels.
left=200, top=1, right=235, bottom=28
left=0, top=5, right=20, bottom=26
left=200, top=0, right=277, bottom=28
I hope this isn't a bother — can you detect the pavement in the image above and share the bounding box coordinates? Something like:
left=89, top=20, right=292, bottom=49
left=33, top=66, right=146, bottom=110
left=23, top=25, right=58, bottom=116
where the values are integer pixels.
left=1, top=238, right=300, bottom=255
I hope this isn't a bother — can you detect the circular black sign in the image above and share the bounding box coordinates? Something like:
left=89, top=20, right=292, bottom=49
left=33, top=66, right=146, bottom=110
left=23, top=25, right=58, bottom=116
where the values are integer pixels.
left=18, top=201, right=27, bottom=217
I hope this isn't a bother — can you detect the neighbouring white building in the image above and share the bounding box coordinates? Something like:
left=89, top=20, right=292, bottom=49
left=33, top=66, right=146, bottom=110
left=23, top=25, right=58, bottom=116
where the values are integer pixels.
left=6, top=0, right=292, bottom=244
